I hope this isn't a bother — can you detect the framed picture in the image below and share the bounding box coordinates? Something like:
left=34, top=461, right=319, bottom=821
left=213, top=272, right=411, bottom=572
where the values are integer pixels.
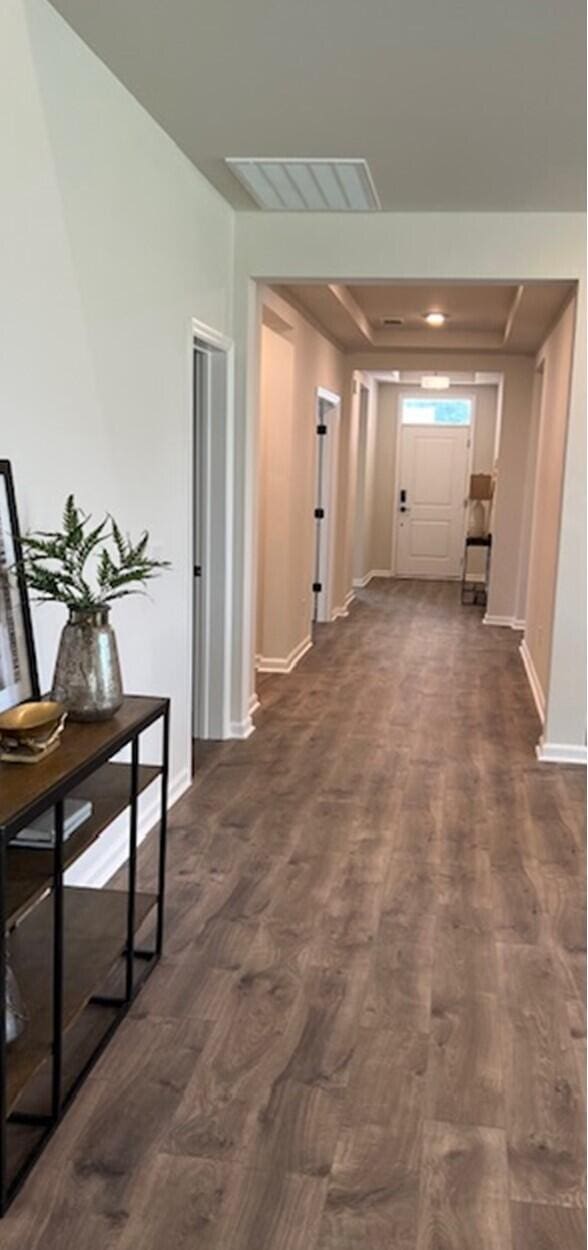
left=0, top=461, right=39, bottom=713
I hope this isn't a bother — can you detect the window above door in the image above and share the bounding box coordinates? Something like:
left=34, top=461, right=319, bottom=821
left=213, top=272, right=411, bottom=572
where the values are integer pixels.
left=401, top=396, right=472, bottom=426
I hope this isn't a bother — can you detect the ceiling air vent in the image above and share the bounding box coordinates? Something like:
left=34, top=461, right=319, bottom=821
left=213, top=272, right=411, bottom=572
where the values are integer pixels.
left=382, top=317, right=404, bottom=327
left=225, top=158, right=381, bottom=211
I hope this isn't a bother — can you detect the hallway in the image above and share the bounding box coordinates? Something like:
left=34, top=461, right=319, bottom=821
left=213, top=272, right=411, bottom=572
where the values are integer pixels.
left=4, top=581, right=586, bottom=1248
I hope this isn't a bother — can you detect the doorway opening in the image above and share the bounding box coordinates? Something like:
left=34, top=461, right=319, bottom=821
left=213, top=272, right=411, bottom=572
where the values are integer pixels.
left=313, top=388, right=341, bottom=625
left=191, top=322, right=233, bottom=756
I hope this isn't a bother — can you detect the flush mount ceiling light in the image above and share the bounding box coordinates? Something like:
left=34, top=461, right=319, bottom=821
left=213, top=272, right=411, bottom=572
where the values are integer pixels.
left=424, top=311, right=448, bottom=327
left=225, top=158, right=381, bottom=211
left=421, top=374, right=451, bottom=390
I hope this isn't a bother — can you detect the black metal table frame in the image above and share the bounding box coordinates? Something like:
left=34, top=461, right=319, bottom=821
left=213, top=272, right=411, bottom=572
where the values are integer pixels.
left=461, top=534, right=492, bottom=607
left=0, top=699, right=169, bottom=1213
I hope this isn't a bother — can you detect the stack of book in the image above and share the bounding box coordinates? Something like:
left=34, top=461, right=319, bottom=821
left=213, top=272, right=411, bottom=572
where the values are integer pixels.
left=13, top=798, right=93, bottom=850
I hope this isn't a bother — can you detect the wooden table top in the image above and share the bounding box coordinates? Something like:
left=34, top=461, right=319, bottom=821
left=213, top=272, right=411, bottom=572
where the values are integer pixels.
left=0, top=695, right=167, bottom=837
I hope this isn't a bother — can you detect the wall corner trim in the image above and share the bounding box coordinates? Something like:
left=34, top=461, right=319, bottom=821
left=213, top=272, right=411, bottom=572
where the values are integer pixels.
left=332, top=590, right=357, bottom=620
left=352, top=570, right=391, bottom=589
left=483, top=614, right=525, bottom=630
left=256, top=635, right=313, bottom=675
left=536, top=739, right=587, bottom=766
left=519, top=638, right=546, bottom=724
left=230, top=714, right=256, bottom=739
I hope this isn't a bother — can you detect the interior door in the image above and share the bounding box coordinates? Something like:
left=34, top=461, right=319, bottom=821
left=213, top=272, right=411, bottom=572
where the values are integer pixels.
left=396, top=424, right=470, bottom=578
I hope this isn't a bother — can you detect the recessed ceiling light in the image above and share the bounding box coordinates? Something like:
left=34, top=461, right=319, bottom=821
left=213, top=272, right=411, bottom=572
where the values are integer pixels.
left=424, top=311, right=447, bottom=327
left=225, top=158, right=381, bottom=211
left=421, top=374, right=451, bottom=390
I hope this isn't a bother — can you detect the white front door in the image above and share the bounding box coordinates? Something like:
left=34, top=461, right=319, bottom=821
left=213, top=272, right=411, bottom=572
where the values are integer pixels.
left=396, top=424, right=470, bottom=578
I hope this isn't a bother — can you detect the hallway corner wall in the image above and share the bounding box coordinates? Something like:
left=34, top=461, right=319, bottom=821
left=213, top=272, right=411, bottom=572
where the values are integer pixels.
left=525, top=297, right=579, bottom=730
left=351, top=373, right=381, bottom=588
left=255, top=288, right=347, bottom=673
left=370, top=383, right=397, bottom=575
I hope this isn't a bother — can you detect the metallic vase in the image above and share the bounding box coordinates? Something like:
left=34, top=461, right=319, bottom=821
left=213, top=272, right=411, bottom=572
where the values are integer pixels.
left=51, top=606, right=123, bottom=722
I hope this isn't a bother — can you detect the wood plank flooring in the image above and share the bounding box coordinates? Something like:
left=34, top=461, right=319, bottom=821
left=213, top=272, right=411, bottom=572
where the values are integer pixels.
left=3, top=579, right=586, bottom=1247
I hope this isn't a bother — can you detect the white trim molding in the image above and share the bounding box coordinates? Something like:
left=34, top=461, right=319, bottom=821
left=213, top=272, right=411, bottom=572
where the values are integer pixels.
left=332, top=589, right=357, bottom=620
left=256, top=634, right=312, bottom=674
left=519, top=639, right=545, bottom=723
left=190, top=318, right=235, bottom=741
left=483, top=614, right=525, bottom=630
left=536, top=740, right=587, bottom=766
left=67, top=767, right=192, bottom=891
left=229, top=714, right=256, bottom=739
left=353, top=569, right=391, bottom=589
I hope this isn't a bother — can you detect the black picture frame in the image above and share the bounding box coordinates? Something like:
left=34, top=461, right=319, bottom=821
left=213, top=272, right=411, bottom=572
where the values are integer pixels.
left=0, top=460, right=40, bottom=711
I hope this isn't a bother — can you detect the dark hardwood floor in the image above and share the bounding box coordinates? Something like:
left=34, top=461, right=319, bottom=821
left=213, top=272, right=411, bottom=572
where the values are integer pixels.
left=3, top=580, right=586, bottom=1248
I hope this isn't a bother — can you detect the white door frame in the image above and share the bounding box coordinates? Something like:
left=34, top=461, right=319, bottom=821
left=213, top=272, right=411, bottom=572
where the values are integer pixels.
left=352, top=383, right=370, bottom=587
left=313, top=386, right=341, bottom=623
left=191, top=317, right=234, bottom=740
left=391, top=389, right=476, bottom=578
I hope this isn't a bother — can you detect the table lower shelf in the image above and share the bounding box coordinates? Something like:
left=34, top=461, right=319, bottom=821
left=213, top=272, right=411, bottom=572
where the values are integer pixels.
left=6, top=762, right=161, bottom=929
left=7, top=885, right=157, bottom=1115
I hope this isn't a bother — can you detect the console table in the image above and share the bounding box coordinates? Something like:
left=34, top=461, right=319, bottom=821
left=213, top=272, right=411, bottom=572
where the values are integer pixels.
left=0, top=695, right=169, bottom=1213
left=461, top=533, right=492, bottom=607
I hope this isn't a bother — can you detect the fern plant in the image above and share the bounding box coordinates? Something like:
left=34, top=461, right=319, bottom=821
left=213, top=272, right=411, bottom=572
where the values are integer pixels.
left=18, top=496, right=169, bottom=611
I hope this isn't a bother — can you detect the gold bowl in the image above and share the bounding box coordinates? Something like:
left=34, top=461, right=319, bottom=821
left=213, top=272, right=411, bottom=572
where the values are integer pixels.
left=0, top=701, right=67, bottom=763
left=0, top=700, right=65, bottom=738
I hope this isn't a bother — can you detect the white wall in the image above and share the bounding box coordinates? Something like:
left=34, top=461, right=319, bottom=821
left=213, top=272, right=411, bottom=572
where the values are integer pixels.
left=371, top=384, right=398, bottom=573
left=351, top=374, right=379, bottom=585
left=232, top=212, right=585, bottom=754
left=524, top=298, right=578, bottom=735
left=254, top=287, right=347, bottom=673
left=256, top=321, right=296, bottom=665
left=2, top=0, right=234, bottom=859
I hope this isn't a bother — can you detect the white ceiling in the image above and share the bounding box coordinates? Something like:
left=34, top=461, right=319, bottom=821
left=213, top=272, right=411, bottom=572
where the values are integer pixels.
left=275, top=281, right=574, bottom=353
left=48, top=0, right=586, bottom=211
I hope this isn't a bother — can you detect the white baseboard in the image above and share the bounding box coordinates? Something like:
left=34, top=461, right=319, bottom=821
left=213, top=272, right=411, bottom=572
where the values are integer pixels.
left=536, top=740, right=587, bottom=766
left=483, top=614, right=525, bottom=631
left=519, top=639, right=545, bottom=723
left=66, top=765, right=192, bottom=891
left=229, top=714, right=256, bottom=739
left=332, top=589, right=357, bottom=620
left=256, top=634, right=313, bottom=675
left=352, top=570, right=391, bottom=589
left=249, top=692, right=261, bottom=717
